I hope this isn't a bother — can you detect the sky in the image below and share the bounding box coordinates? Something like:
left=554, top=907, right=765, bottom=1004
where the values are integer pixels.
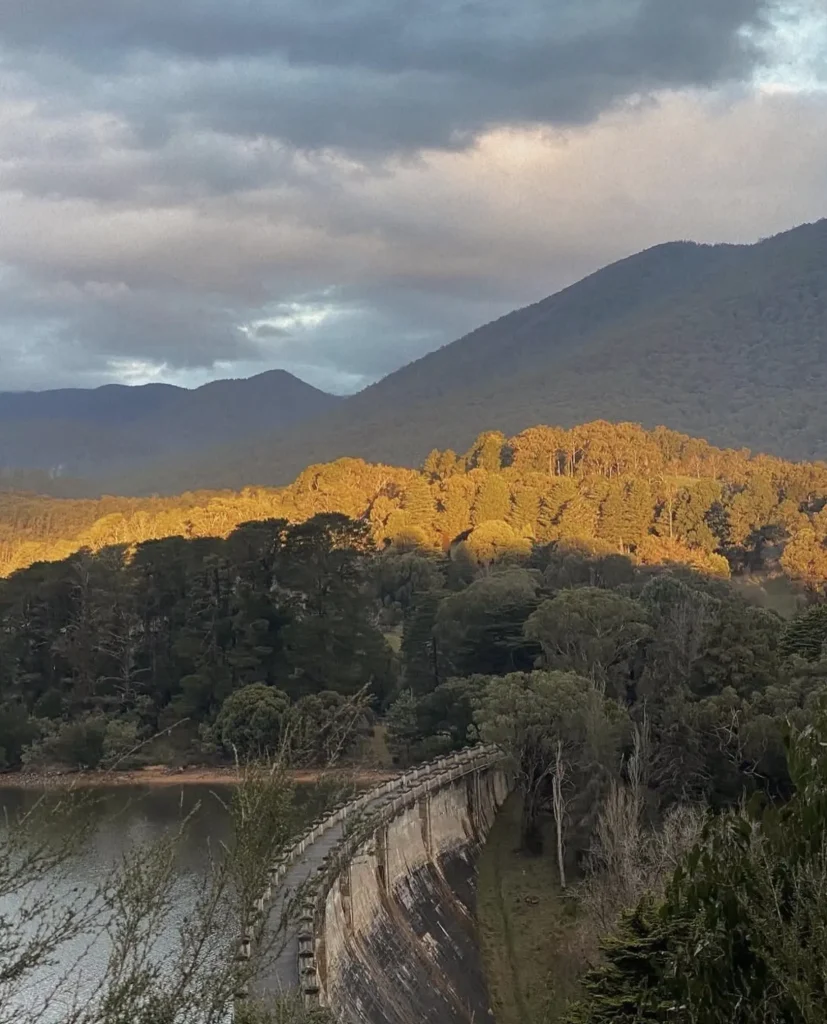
left=1, top=1, right=826, bottom=395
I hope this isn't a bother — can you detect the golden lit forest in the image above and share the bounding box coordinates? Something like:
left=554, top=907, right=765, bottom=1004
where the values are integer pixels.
left=2, top=420, right=826, bottom=588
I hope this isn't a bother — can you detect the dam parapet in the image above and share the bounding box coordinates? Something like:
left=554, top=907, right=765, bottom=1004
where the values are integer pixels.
left=286, top=745, right=511, bottom=1022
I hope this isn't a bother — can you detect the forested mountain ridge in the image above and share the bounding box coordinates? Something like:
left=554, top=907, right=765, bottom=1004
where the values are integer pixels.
left=0, top=370, right=340, bottom=481
left=112, top=218, right=827, bottom=495
left=2, top=421, right=826, bottom=593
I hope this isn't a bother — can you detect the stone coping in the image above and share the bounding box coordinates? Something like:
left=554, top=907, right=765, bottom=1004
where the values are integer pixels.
left=235, top=744, right=504, bottom=1007
left=296, top=745, right=504, bottom=1007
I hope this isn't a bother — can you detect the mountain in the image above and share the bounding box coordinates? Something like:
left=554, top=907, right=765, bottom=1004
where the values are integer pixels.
left=115, top=218, right=826, bottom=495
left=0, top=370, right=340, bottom=484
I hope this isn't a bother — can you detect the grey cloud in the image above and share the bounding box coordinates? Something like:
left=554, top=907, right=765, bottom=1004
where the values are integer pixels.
left=3, top=86, right=827, bottom=394
left=0, top=273, right=265, bottom=387
left=0, top=2, right=824, bottom=396
left=2, top=0, right=774, bottom=155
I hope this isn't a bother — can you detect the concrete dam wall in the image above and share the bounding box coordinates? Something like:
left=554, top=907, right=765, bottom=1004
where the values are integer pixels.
left=252, top=746, right=511, bottom=1023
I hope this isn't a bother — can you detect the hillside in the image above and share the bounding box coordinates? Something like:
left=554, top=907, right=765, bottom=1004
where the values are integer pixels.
left=115, top=219, right=827, bottom=495
left=0, top=370, right=340, bottom=483
left=3, top=421, right=826, bottom=592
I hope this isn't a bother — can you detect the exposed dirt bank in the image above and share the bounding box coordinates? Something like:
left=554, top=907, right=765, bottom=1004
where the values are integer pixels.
left=0, top=764, right=397, bottom=790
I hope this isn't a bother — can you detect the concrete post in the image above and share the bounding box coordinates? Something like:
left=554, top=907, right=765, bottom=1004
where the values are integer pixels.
left=419, top=791, right=433, bottom=861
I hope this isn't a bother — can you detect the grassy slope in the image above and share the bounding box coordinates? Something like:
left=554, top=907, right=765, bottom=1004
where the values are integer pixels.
left=477, top=794, right=584, bottom=1024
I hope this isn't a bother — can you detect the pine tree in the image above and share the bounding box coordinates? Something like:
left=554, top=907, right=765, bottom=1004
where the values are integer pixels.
left=597, top=481, right=629, bottom=550
left=401, top=591, right=441, bottom=695
left=508, top=484, right=542, bottom=535
left=780, top=603, right=827, bottom=661
left=464, top=431, right=506, bottom=472
left=556, top=493, right=599, bottom=543
left=472, top=474, right=511, bottom=525
left=435, top=475, right=476, bottom=546
left=565, top=899, right=675, bottom=1024
left=402, top=475, right=436, bottom=530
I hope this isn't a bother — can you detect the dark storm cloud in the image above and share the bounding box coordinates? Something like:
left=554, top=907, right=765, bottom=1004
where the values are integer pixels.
left=2, top=0, right=772, bottom=155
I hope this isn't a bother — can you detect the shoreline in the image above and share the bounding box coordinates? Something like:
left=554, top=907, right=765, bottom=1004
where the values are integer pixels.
left=0, top=764, right=397, bottom=790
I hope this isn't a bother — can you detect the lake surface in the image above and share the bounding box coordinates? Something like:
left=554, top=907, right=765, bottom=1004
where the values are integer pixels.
left=0, top=783, right=305, bottom=1023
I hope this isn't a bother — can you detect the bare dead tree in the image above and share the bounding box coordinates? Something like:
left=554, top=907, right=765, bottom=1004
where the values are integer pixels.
left=552, top=740, right=569, bottom=889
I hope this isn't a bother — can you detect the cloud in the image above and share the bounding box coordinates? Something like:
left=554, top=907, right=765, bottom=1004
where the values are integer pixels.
left=0, top=1, right=825, bottom=394
left=0, top=0, right=776, bottom=160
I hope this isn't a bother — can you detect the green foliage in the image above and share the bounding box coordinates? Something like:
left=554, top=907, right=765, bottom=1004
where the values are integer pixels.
left=568, top=717, right=827, bottom=1024
left=435, top=569, right=541, bottom=678
left=0, top=514, right=397, bottom=771
left=780, top=603, right=827, bottom=662
left=464, top=431, right=507, bottom=473
left=525, top=588, right=652, bottom=697
left=215, top=684, right=290, bottom=758
left=24, top=715, right=110, bottom=770
left=472, top=474, right=512, bottom=525
left=401, top=475, right=436, bottom=529
left=385, top=690, right=420, bottom=765
left=0, top=703, right=39, bottom=769
left=3, top=421, right=827, bottom=604
left=474, top=670, right=621, bottom=850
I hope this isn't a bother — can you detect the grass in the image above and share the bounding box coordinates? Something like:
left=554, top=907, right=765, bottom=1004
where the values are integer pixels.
left=477, top=794, right=585, bottom=1024
left=363, top=724, right=394, bottom=767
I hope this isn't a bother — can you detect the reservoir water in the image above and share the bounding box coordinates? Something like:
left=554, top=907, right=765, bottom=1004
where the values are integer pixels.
left=0, top=782, right=308, bottom=1023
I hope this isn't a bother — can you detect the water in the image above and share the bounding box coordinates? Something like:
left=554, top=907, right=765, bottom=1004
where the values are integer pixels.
left=0, top=783, right=299, bottom=1023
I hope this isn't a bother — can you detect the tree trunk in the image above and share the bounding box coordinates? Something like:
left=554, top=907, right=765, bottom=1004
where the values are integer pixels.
left=552, top=741, right=567, bottom=889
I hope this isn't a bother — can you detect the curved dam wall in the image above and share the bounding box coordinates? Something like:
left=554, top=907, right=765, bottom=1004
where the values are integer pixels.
left=299, top=747, right=511, bottom=1024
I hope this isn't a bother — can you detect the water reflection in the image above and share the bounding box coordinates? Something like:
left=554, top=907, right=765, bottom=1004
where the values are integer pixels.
left=0, top=783, right=301, bottom=1022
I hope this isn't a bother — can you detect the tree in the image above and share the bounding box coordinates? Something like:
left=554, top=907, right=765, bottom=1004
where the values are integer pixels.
left=401, top=475, right=436, bottom=532
left=781, top=526, right=827, bottom=589
left=464, top=431, right=506, bottom=472
left=535, top=478, right=579, bottom=542
left=385, top=689, right=420, bottom=765
left=459, top=520, right=531, bottom=567
left=474, top=669, right=620, bottom=863
left=434, top=474, right=476, bottom=546
left=598, top=479, right=654, bottom=553
left=525, top=588, right=652, bottom=698
left=507, top=480, right=542, bottom=536
left=435, top=569, right=540, bottom=678
left=215, top=684, right=290, bottom=758
left=471, top=474, right=511, bottom=525
left=23, top=715, right=110, bottom=770
left=780, top=604, right=827, bottom=662
left=568, top=717, right=827, bottom=1024
left=556, top=493, right=600, bottom=544
left=422, top=448, right=460, bottom=480
left=401, top=590, right=443, bottom=695
left=289, top=690, right=371, bottom=766
left=0, top=703, right=38, bottom=769
left=509, top=426, right=565, bottom=474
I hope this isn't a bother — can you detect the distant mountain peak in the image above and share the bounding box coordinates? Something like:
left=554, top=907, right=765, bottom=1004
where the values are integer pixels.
left=5, top=218, right=827, bottom=497
left=0, top=369, right=340, bottom=480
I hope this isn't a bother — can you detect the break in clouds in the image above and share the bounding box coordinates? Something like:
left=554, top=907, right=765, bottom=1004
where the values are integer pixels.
left=0, top=0, right=825, bottom=392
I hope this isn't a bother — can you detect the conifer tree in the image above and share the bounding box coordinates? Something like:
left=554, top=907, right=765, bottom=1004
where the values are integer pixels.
left=508, top=484, right=542, bottom=535
left=402, top=475, right=436, bottom=531
left=472, top=474, right=511, bottom=526
left=464, top=431, right=507, bottom=473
